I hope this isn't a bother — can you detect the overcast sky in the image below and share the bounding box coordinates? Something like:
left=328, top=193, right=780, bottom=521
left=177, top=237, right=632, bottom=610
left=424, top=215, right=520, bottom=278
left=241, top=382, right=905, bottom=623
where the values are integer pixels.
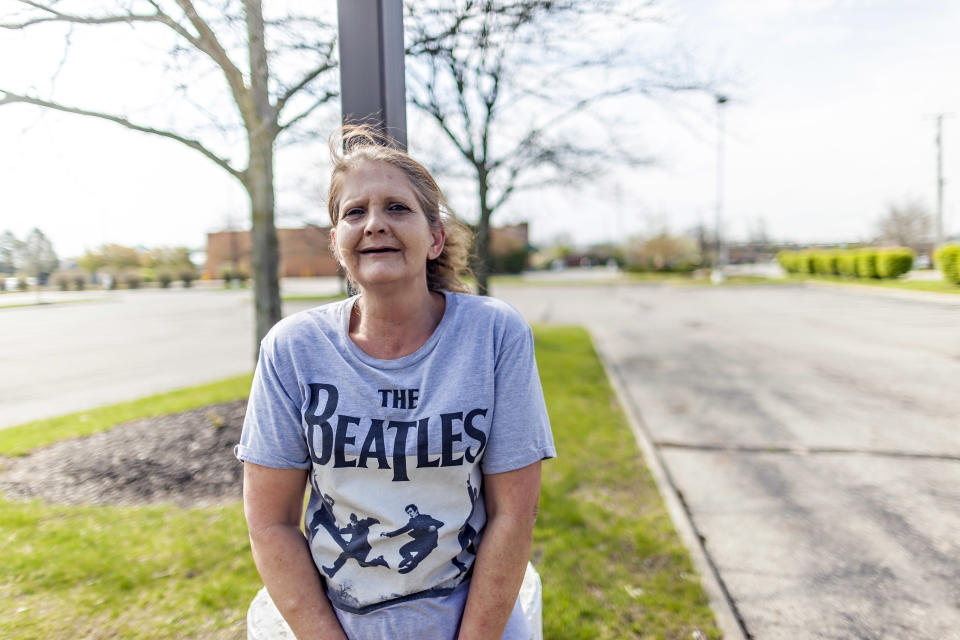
left=2, top=0, right=959, bottom=259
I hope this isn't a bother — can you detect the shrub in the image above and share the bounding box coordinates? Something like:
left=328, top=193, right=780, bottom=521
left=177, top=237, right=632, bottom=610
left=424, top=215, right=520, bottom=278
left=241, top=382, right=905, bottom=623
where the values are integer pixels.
left=812, top=252, right=840, bottom=276
left=179, top=268, right=197, bottom=288
left=157, top=269, right=174, bottom=289
left=935, top=245, right=960, bottom=284
left=836, top=252, right=858, bottom=277
left=796, top=251, right=816, bottom=274
left=122, top=270, right=141, bottom=289
left=219, top=265, right=235, bottom=288
left=855, top=251, right=878, bottom=278
left=73, top=273, right=86, bottom=290
left=491, top=248, right=529, bottom=274
left=875, top=248, right=913, bottom=279
left=53, top=271, right=72, bottom=291
left=776, top=251, right=798, bottom=273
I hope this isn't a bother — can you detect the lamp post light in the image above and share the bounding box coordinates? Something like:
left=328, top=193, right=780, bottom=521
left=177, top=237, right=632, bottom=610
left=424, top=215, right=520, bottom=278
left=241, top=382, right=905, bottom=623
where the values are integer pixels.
left=711, top=94, right=729, bottom=285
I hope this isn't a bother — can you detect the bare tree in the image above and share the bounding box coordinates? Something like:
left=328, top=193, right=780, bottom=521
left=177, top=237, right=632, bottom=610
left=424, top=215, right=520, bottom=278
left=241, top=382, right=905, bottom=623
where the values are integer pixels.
left=875, top=198, right=933, bottom=253
left=20, top=228, right=60, bottom=283
left=0, top=0, right=339, bottom=353
left=404, top=0, right=707, bottom=294
left=0, top=230, right=21, bottom=275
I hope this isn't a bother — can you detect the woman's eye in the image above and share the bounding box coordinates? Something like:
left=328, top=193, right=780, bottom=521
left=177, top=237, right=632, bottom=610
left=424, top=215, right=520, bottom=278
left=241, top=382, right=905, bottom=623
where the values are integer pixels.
left=344, top=208, right=363, bottom=218
left=389, top=203, right=410, bottom=212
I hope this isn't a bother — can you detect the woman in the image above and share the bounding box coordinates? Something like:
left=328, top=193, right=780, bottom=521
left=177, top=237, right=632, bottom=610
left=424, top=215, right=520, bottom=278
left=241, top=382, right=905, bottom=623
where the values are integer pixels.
left=236, top=126, right=555, bottom=639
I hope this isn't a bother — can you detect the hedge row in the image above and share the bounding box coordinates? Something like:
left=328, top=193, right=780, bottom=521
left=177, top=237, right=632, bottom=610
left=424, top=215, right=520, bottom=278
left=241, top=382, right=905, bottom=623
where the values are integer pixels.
left=935, top=245, right=960, bottom=284
left=777, top=248, right=914, bottom=279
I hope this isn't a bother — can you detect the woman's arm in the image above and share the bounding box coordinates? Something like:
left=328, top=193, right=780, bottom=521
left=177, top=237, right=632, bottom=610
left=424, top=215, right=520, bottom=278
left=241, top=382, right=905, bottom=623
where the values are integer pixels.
left=243, top=462, right=348, bottom=640
left=458, top=461, right=542, bottom=640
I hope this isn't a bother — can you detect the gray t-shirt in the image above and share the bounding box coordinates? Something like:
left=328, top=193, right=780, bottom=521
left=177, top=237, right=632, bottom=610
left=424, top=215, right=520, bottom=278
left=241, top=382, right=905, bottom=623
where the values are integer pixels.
left=236, top=291, right=555, bottom=638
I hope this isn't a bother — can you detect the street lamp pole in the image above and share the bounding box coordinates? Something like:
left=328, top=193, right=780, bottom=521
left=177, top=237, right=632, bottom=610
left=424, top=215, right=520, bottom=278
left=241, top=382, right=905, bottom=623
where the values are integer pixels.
left=712, top=94, right=729, bottom=284
left=336, top=0, right=408, bottom=148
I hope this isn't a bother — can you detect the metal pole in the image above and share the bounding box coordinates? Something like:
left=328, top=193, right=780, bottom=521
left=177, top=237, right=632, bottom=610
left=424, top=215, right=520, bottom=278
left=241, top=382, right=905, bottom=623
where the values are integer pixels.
left=935, top=114, right=944, bottom=248
left=336, top=0, right=408, bottom=148
left=712, top=94, right=728, bottom=284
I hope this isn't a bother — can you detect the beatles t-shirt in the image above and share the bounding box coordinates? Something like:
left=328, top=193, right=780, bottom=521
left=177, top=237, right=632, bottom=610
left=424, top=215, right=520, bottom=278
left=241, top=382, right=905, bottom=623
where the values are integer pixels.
left=236, top=291, right=555, bottom=621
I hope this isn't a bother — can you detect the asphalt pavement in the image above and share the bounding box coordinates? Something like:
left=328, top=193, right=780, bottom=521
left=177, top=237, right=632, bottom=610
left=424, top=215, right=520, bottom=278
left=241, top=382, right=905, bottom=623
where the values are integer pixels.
left=495, top=282, right=960, bottom=640
left=0, top=280, right=336, bottom=429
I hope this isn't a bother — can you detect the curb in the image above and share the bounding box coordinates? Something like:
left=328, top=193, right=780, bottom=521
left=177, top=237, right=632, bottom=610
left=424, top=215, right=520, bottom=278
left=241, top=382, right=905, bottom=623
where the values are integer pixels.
left=592, top=332, right=749, bottom=640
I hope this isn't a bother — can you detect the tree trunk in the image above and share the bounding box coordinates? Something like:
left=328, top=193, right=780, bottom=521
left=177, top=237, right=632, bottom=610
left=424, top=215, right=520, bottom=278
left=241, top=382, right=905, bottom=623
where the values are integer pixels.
left=475, top=168, right=492, bottom=296
left=246, top=130, right=281, bottom=358
left=245, top=0, right=281, bottom=359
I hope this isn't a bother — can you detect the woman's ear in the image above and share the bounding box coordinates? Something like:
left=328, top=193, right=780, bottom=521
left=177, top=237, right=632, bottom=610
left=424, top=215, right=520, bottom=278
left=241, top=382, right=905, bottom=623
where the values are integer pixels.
left=329, top=227, right=341, bottom=263
left=428, top=226, right=446, bottom=261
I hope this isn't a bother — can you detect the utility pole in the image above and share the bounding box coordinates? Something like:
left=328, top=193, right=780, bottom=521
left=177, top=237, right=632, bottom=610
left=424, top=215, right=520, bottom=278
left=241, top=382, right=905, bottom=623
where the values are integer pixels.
left=935, top=114, right=950, bottom=248
left=712, top=94, right=729, bottom=284
left=928, top=113, right=953, bottom=249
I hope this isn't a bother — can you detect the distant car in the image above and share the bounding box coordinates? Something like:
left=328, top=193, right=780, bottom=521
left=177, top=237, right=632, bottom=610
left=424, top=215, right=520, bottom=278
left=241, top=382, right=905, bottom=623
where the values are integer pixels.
left=915, top=254, right=931, bottom=269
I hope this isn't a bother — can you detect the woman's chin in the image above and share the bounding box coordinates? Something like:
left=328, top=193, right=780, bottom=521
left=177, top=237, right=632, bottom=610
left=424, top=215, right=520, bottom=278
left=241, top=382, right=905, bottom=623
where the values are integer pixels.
left=351, top=269, right=425, bottom=292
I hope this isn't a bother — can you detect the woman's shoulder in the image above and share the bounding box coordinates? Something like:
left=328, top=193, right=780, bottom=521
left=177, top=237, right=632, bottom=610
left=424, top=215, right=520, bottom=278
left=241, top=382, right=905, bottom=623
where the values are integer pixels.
left=448, top=291, right=526, bottom=324
left=447, top=291, right=530, bottom=339
left=261, top=297, right=351, bottom=351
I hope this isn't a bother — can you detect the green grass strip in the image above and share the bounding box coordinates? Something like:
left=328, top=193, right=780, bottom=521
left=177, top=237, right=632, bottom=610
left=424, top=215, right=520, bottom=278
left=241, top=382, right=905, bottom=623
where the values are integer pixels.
left=532, top=326, right=719, bottom=639
left=789, top=273, right=960, bottom=294
left=0, top=327, right=717, bottom=638
left=0, top=374, right=253, bottom=457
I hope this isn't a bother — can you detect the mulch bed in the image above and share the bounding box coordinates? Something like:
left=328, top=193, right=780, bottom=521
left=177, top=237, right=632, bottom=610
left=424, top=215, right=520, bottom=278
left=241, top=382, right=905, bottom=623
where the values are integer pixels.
left=0, top=400, right=247, bottom=507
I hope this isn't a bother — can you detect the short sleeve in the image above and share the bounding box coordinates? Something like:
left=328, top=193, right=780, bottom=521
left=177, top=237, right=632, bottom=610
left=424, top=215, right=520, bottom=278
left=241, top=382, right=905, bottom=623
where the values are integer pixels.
left=235, top=336, right=310, bottom=469
left=481, top=323, right=556, bottom=475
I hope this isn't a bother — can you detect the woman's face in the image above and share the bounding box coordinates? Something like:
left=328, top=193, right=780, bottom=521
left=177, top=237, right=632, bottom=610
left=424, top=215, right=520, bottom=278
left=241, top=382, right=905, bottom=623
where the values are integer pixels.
left=331, top=159, right=444, bottom=292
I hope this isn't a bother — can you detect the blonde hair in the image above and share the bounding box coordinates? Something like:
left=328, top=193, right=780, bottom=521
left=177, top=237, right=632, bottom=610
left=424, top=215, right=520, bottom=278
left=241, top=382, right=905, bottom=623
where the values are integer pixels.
left=327, top=125, right=473, bottom=294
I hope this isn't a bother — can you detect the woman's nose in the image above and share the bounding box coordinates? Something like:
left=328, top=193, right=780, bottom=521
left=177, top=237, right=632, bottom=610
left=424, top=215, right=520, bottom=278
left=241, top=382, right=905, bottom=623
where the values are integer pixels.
left=363, top=207, right=387, bottom=235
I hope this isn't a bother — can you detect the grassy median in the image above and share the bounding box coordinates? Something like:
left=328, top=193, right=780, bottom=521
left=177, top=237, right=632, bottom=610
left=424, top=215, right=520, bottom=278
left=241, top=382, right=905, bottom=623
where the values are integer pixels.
left=0, top=326, right=717, bottom=639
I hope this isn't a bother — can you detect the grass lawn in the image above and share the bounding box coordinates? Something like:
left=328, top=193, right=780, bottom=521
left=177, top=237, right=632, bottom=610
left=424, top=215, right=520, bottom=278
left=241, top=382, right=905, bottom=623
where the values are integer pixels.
left=789, top=273, right=960, bottom=294
left=491, top=271, right=795, bottom=289
left=0, top=327, right=718, bottom=639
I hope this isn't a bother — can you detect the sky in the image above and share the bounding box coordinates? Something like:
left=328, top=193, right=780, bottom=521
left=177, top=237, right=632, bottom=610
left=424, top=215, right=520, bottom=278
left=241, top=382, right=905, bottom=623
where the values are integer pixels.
left=2, top=0, right=959, bottom=260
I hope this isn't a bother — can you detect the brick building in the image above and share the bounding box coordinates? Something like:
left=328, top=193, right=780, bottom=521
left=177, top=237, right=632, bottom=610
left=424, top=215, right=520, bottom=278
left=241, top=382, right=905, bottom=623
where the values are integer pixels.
left=205, top=222, right=529, bottom=279
left=204, top=226, right=338, bottom=279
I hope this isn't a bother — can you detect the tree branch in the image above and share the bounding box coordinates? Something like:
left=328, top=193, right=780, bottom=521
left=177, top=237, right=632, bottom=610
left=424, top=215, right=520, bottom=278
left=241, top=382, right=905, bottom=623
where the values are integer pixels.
left=1, top=0, right=160, bottom=29
left=278, top=90, right=338, bottom=132
left=0, top=90, right=244, bottom=181
left=171, top=0, right=250, bottom=119
left=2, top=1, right=251, bottom=129
left=410, top=92, right=476, bottom=166
left=275, top=42, right=337, bottom=114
